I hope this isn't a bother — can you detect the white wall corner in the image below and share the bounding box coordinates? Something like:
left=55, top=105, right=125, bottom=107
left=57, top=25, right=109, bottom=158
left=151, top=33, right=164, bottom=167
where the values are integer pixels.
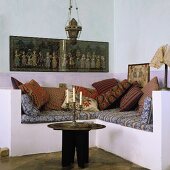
left=153, top=91, right=170, bottom=170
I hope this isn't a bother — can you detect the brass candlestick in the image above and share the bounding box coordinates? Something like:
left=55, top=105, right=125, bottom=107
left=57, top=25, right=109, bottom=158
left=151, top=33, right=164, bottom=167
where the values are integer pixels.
left=66, top=102, right=83, bottom=125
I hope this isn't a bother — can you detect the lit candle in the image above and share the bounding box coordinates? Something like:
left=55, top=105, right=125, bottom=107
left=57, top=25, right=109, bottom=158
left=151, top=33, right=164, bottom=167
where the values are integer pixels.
left=80, top=91, right=82, bottom=105
left=66, top=89, right=69, bottom=103
left=73, top=87, right=75, bottom=102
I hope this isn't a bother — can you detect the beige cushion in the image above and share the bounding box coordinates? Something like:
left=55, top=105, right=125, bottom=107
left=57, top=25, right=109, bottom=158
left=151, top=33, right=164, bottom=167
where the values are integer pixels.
left=61, top=89, right=99, bottom=112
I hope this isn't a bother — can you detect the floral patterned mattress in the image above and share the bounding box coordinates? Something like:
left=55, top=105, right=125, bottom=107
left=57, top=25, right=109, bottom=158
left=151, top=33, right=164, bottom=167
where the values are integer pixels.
left=21, top=109, right=153, bottom=132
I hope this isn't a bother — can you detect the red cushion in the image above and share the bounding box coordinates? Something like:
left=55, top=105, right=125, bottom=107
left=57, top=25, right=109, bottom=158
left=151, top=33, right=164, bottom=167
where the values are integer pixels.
left=97, top=79, right=131, bottom=110
left=92, top=78, right=118, bottom=95
left=120, top=85, right=143, bottom=111
left=19, top=79, right=49, bottom=109
left=74, top=85, right=98, bottom=99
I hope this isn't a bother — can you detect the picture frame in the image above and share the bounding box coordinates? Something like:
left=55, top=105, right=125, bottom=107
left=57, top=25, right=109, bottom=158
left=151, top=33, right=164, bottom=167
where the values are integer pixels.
left=10, top=36, right=109, bottom=72
left=128, top=63, right=150, bottom=87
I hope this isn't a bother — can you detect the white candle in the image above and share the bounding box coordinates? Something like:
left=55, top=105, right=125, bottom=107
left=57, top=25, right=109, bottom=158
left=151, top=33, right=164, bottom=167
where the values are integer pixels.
left=66, top=89, right=69, bottom=103
left=80, top=91, right=82, bottom=105
left=73, top=87, right=75, bottom=102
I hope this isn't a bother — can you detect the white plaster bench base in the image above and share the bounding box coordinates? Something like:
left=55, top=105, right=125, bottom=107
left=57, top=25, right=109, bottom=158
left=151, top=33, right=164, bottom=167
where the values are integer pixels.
left=0, top=89, right=170, bottom=170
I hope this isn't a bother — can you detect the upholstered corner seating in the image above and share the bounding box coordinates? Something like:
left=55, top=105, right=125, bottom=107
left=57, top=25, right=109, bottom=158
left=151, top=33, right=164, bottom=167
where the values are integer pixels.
left=1, top=73, right=170, bottom=170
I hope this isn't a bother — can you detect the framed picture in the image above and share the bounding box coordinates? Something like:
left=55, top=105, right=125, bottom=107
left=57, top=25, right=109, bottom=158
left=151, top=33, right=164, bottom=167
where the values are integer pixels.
left=10, top=36, right=109, bottom=72
left=128, top=63, right=150, bottom=87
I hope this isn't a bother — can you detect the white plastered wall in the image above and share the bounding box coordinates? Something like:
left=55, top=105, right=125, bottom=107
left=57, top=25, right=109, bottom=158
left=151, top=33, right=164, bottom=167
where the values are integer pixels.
left=0, top=0, right=114, bottom=73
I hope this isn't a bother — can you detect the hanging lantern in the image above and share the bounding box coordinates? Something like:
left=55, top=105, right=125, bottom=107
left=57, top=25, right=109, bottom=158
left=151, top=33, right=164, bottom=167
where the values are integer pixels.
left=65, top=0, right=82, bottom=45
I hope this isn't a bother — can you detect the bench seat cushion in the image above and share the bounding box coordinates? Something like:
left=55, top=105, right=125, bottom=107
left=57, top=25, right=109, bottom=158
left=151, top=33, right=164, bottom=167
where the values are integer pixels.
left=97, top=109, right=153, bottom=132
left=21, top=109, right=153, bottom=132
left=21, top=110, right=99, bottom=124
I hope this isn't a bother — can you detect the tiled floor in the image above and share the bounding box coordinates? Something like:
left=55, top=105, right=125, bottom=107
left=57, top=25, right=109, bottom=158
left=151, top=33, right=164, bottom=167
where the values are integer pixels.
left=0, top=147, right=148, bottom=170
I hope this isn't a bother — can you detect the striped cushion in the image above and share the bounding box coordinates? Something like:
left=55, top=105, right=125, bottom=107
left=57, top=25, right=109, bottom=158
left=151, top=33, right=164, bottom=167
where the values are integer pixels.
left=97, top=79, right=131, bottom=110
left=138, top=77, right=159, bottom=114
left=120, top=85, right=143, bottom=111
left=92, top=78, right=118, bottom=95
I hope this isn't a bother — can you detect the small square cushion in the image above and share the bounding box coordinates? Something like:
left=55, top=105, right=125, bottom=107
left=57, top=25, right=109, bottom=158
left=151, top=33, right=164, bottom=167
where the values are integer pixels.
left=120, top=85, right=143, bottom=111
left=92, top=78, right=118, bottom=95
left=74, top=85, right=98, bottom=99
left=61, top=89, right=99, bottom=112
left=11, top=77, right=23, bottom=89
left=21, top=94, right=40, bottom=117
left=138, top=77, right=159, bottom=114
left=43, top=87, right=66, bottom=111
left=140, top=97, right=152, bottom=124
left=96, top=79, right=131, bottom=110
left=19, top=79, right=49, bottom=109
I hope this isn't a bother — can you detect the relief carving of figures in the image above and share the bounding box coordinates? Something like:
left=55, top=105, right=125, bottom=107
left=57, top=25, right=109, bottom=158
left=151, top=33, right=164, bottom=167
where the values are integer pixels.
left=91, top=52, right=96, bottom=69
left=96, top=56, right=101, bottom=69
left=45, top=52, right=51, bottom=68
left=21, top=51, right=27, bottom=66
left=10, top=36, right=108, bottom=72
left=75, top=50, right=81, bottom=68
left=62, top=54, right=67, bottom=70
left=85, top=52, right=91, bottom=69
left=68, top=52, right=75, bottom=69
left=80, top=54, right=86, bottom=69
left=14, top=50, right=20, bottom=67
left=101, top=56, right=106, bottom=69
left=27, top=50, right=33, bottom=66
left=32, top=50, right=37, bottom=66
left=52, top=52, right=58, bottom=69
left=37, top=51, right=44, bottom=67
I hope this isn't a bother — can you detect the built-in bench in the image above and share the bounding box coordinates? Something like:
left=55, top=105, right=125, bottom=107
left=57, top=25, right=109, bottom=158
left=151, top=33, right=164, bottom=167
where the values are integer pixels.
left=21, top=109, right=153, bottom=132
left=1, top=72, right=170, bottom=170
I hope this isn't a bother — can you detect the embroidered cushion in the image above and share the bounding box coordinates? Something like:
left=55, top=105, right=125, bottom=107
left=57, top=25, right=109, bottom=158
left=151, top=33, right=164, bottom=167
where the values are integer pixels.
left=74, top=85, right=98, bottom=99
left=138, top=77, right=159, bottom=114
left=96, top=79, right=131, bottom=110
left=120, top=85, right=143, bottom=111
left=92, top=78, right=118, bottom=95
left=140, top=97, right=152, bottom=124
left=21, top=94, right=40, bottom=117
left=43, top=87, right=66, bottom=111
left=19, top=79, right=49, bottom=109
left=61, top=89, right=99, bottom=112
left=11, top=77, right=23, bottom=89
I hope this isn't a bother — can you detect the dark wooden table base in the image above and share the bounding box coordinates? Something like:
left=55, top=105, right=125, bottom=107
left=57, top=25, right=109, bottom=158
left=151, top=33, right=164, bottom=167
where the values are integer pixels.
left=62, top=130, right=89, bottom=168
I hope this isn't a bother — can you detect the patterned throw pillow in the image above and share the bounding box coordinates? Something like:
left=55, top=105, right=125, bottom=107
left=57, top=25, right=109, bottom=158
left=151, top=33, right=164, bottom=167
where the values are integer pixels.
left=92, top=78, right=118, bottom=95
left=140, top=97, right=152, bottom=124
left=61, top=89, right=99, bottom=112
left=21, top=94, right=40, bottom=117
left=97, top=79, right=131, bottom=110
left=19, top=79, right=49, bottom=109
left=43, top=87, right=66, bottom=111
left=74, top=85, right=98, bottom=99
left=138, top=77, right=159, bottom=114
left=120, top=85, right=143, bottom=111
left=11, top=77, right=23, bottom=89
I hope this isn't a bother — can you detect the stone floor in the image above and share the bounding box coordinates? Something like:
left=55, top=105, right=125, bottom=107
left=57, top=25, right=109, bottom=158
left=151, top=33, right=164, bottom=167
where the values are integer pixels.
left=0, top=147, right=148, bottom=170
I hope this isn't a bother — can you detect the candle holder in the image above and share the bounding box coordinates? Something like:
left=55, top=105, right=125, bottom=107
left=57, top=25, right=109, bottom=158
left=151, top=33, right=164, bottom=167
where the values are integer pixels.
left=65, top=102, right=83, bottom=125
